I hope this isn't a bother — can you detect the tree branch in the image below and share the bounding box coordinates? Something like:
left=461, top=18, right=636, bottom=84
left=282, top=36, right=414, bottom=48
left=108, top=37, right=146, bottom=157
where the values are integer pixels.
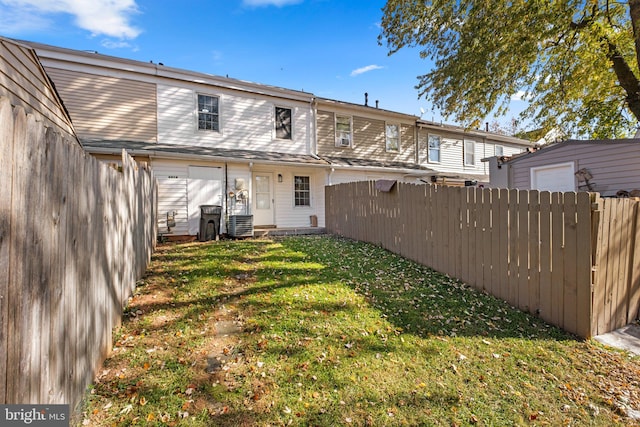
left=606, top=39, right=640, bottom=121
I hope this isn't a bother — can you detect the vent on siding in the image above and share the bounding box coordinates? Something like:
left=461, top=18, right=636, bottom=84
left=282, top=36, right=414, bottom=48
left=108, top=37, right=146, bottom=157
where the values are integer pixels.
left=229, top=215, right=254, bottom=238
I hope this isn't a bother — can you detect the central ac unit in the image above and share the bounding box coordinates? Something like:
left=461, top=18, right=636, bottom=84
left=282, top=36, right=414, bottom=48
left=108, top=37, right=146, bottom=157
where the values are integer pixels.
left=229, top=215, right=254, bottom=238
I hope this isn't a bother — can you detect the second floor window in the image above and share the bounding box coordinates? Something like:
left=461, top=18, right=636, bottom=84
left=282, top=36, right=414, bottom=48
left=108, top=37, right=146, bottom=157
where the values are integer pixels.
left=428, top=134, right=441, bottom=163
left=198, top=94, right=219, bottom=131
left=275, top=107, right=292, bottom=139
left=495, top=145, right=504, bottom=156
left=464, top=140, right=476, bottom=166
left=386, top=123, right=400, bottom=152
left=335, top=115, right=352, bottom=147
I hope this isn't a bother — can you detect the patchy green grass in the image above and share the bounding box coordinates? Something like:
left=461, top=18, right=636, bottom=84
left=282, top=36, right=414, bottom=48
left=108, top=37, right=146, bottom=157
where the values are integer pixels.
left=81, top=236, right=640, bottom=426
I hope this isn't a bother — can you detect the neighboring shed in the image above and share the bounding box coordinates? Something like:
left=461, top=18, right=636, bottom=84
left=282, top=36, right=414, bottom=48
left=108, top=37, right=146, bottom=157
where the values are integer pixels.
left=492, top=139, right=640, bottom=196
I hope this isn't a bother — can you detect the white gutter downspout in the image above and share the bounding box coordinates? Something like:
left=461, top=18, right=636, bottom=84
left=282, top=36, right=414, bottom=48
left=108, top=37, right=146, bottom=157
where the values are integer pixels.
left=248, top=161, right=253, bottom=215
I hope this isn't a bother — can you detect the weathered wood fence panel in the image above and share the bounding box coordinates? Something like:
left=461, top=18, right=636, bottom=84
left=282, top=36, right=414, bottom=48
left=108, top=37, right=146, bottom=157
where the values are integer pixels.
left=0, top=96, right=156, bottom=409
left=326, top=181, right=639, bottom=338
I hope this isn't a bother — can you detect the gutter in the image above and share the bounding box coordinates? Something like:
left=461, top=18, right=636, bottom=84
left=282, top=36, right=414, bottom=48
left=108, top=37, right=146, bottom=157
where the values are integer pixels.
left=83, top=146, right=331, bottom=168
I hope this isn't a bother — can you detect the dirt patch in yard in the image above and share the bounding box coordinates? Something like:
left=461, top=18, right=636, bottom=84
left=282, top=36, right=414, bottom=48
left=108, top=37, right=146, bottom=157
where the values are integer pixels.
left=82, top=244, right=260, bottom=426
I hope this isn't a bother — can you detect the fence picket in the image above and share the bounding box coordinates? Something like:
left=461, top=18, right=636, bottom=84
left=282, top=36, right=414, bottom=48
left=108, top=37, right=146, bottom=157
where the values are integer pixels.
left=498, top=189, right=510, bottom=302
left=576, top=192, right=592, bottom=338
left=482, top=189, right=493, bottom=292
left=529, top=190, right=541, bottom=315
left=508, top=189, right=519, bottom=307
left=0, top=98, right=13, bottom=404
left=539, top=191, right=552, bottom=323
left=1, top=96, right=156, bottom=407
left=563, top=193, right=578, bottom=334
left=518, top=190, right=530, bottom=312
left=324, top=182, right=639, bottom=338
left=628, top=203, right=640, bottom=324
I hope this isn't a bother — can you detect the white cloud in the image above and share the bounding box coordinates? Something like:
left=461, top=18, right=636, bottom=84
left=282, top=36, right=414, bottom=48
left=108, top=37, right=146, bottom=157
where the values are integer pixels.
left=350, top=64, right=384, bottom=77
left=242, top=0, right=302, bottom=6
left=100, top=39, right=138, bottom=52
left=0, top=4, right=52, bottom=33
left=511, top=90, right=527, bottom=101
left=0, top=0, right=141, bottom=39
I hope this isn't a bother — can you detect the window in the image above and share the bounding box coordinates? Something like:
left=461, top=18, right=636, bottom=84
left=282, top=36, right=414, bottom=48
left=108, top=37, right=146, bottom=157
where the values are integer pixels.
left=335, top=115, right=352, bottom=147
left=495, top=145, right=504, bottom=156
left=294, top=176, right=310, bottom=206
left=428, top=134, right=441, bottom=163
left=464, top=140, right=476, bottom=166
left=386, top=123, right=400, bottom=152
left=275, top=106, right=292, bottom=139
left=197, top=94, right=219, bottom=131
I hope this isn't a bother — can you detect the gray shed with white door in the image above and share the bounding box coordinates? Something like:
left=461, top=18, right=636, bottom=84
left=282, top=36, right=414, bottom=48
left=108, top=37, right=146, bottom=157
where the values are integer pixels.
left=496, top=139, right=640, bottom=196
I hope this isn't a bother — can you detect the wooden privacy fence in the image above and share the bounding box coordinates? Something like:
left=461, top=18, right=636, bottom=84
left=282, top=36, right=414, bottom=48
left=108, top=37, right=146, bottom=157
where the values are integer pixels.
left=0, top=96, right=157, bottom=409
left=325, top=181, right=640, bottom=338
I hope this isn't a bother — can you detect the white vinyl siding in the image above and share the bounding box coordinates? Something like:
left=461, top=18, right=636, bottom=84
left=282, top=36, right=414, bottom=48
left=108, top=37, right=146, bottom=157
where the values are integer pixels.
left=272, top=168, right=326, bottom=227
left=153, top=161, right=189, bottom=236
left=157, top=84, right=311, bottom=154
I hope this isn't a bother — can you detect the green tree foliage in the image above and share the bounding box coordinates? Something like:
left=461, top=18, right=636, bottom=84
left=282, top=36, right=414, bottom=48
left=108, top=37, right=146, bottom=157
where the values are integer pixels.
left=379, top=0, right=640, bottom=138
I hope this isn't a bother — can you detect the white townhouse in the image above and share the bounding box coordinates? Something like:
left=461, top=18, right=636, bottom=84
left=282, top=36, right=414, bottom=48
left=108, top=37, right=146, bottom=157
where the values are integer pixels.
left=19, top=38, right=534, bottom=238
left=23, top=39, right=329, bottom=237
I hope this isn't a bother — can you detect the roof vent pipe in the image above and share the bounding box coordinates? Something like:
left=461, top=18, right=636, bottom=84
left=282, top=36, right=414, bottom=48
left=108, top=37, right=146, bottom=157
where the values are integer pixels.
left=375, top=100, right=379, bottom=109
left=364, top=92, right=368, bottom=106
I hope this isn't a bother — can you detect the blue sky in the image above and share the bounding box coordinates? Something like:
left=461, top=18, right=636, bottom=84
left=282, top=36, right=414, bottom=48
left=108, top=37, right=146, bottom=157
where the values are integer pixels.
left=0, top=0, right=526, bottom=126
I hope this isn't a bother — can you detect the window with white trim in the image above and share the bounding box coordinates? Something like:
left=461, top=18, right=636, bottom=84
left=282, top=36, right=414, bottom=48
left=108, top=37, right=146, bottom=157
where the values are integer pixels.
left=294, top=176, right=310, bottom=206
left=385, top=123, right=400, bottom=152
left=335, top=115, right=352, bottom=147
left=495, top=145, right=504, bottom=156
left=197, top=94, right=219, bottom=131
left=275, top=106, right=292, bottom=139
left=464, top=140, right=476, bottom=166
left=428, top=134, right=441, bottom=163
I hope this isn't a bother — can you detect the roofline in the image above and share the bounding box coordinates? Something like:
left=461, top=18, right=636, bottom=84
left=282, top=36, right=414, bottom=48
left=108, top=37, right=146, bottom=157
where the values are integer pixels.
left=506, top=138, right=640, bottom=165
left=17, top=38, right=316, bottom=103
left=328, top=163, right=434, bottom=175
left=316, top=97, right=419, bottom=121
left=83, top=145, right=331, bottom=168
left=417, top=119, right=534, bottom=146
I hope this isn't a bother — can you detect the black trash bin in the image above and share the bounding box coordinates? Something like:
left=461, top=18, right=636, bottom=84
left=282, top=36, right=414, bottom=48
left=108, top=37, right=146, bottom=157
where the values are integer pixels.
left=198, top=205, right=221, bottom=241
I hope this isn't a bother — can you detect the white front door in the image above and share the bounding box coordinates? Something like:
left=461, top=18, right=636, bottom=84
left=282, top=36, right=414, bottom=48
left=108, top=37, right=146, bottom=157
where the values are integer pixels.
left=187, top=166, right=223, bottom=235
left=253, top=173, right=274, bottom=226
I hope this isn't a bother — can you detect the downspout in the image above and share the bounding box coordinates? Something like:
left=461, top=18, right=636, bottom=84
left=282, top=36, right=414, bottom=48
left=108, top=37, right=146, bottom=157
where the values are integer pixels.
left=224, top=162, right=229, bottom=235
left=248, top=161, right=253, bottom=216
left=310, top=97, right=317, bottom=156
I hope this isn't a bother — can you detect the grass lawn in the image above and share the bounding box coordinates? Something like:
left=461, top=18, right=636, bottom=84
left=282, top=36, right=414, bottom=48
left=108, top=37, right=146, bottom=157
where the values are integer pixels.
left=81, top=235, right=640, bottom=426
